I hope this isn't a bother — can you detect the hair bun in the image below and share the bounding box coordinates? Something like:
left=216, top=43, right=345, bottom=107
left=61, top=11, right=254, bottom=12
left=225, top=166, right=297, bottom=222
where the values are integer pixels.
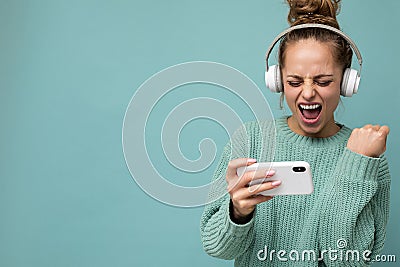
left=287, top=0, right=341, bottom=28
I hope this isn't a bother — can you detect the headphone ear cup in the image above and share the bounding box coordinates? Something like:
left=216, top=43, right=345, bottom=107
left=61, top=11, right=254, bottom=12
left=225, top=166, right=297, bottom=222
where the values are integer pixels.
left=341, top=68, right=360, bottom=97
left=265, top=65, right=283, bottom=93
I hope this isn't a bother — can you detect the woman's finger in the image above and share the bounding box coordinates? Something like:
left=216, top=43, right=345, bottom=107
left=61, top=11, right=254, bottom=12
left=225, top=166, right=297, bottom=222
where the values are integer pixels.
left=233, top=180, right=280, bottom=199
left=379, top=125, right=390, bottom=136
left=226, top=158, right=256, bottom=178
left=237, top=169, right=276, bottom=189
left=372, top=124, right=380, bottom=131
left=364, top=124, right=373, bottom=129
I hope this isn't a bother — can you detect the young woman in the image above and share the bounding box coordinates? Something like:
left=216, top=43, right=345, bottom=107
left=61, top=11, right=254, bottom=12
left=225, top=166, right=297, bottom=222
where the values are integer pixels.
left=200, top=0, right=391, bottom=266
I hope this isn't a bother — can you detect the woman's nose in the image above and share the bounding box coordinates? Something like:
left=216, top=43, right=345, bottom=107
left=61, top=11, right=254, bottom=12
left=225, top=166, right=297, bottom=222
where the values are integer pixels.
left=301, top=81, right=316, bottom=99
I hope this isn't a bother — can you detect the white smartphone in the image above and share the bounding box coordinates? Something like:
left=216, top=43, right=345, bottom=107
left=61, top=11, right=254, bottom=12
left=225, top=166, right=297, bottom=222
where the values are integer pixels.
left=236, top=161, right=313, bottom=196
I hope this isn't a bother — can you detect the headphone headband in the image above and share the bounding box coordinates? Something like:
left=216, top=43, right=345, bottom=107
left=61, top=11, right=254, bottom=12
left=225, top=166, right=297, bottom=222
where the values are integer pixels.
left=265, top=23, right=362, bottom=76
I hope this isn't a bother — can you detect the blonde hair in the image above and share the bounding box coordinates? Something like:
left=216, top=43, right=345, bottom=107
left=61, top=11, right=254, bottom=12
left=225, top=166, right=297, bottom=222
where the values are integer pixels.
left=287, top=0, right=341, bottom=28
left=279, top=0, right=352, bottom=71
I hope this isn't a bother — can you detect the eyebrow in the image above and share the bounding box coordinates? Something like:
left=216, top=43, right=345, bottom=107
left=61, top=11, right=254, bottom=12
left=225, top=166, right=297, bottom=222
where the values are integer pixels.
left=287, top=74, right=334, bottom=79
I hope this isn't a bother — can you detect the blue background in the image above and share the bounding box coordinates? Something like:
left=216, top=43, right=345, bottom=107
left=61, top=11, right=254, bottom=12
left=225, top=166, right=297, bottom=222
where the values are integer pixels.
left=1, top=0, right=398, bottom=266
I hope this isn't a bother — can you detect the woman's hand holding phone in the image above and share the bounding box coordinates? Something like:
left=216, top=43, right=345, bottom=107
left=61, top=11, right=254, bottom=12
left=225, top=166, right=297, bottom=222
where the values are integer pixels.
left=226, top=158, right=281, bottom=223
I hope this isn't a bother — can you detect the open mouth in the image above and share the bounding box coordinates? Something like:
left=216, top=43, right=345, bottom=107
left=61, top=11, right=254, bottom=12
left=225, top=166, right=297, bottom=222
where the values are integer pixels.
left=298, top=103, right=322, bottom=123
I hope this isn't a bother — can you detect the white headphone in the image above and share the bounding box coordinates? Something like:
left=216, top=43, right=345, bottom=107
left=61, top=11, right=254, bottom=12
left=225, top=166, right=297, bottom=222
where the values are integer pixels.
left=265, top=23, right=363, bottom=97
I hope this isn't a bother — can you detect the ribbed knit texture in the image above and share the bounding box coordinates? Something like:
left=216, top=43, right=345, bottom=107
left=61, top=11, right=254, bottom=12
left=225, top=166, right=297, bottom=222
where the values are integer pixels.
left=200, top=117, right=391, bottom=267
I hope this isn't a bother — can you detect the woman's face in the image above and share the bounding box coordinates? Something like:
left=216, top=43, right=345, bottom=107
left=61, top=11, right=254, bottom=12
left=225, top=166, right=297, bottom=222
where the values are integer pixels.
left=281, top=39, right=342, bottom=138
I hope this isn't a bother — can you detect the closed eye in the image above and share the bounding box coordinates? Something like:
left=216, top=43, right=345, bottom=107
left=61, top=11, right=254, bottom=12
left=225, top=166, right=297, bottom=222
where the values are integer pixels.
left=287, top=81, right=302, bottom=87
left=315, top=80, right=332, bottom=87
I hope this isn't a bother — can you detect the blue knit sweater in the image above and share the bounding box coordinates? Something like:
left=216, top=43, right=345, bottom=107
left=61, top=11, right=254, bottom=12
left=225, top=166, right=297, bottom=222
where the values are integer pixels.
left=200, top=117, right=390, bottom=266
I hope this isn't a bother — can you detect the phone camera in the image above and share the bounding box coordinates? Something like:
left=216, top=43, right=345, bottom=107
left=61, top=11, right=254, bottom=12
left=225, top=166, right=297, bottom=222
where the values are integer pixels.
left=292, top=166, right=306, bottom=172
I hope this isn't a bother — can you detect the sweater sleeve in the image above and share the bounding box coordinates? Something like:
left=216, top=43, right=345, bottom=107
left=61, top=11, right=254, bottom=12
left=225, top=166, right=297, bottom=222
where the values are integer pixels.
left=200, top=124, right=257, bottom=260
left=317, top=148, right=391, bottom=266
